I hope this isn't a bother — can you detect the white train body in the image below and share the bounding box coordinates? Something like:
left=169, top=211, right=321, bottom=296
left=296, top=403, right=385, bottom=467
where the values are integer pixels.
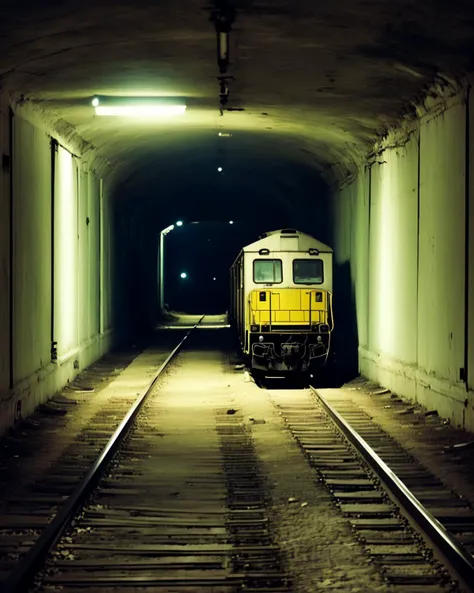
left=229, top=229, right=334, bottom=373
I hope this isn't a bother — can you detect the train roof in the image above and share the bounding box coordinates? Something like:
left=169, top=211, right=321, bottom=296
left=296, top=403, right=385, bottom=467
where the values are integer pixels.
left=242, top=228, right=333, bottom=254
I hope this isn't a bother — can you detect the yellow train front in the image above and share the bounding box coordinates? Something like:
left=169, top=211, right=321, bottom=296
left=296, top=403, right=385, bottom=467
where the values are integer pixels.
left=248, top=286, right=333, bottom=373
left=230, top=228, right=334, bottom=375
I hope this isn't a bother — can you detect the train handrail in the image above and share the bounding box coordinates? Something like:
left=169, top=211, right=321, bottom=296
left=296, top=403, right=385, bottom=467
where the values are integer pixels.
left=248, top=289, right=333, bottom=331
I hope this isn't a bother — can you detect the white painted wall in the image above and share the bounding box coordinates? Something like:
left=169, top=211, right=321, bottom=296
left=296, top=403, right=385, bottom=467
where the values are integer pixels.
left=335, top=89, right=474, bottom=430
left=417, top=104, right=466, bottom=412
left=13, top=117, right=52, bottom=382
left=333, top=172, right=370, bottom=353
left=468, top=91, right=474, bottom=430
left=87, top=171, right=101, bottom=340
left=101, top=181, right=114, bottom=334
left=0, top=104, right=10, bottom=397
left=0, top=110, right=115, bottom=436
left=368, top=133, right=419, bottom=366
left=78, top=167, right=95, bottom=345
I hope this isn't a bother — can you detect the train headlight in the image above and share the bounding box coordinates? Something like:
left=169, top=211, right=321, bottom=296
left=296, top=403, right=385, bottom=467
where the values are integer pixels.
left=258, top=335, right=264, bottom=343
left=317, top=336, right=323, bottom=343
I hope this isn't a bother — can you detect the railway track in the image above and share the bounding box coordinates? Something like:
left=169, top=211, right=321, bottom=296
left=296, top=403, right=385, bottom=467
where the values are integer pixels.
left=268, top=386, right=474, bottom=593
left=2, top=320, right=474, bottom=593
left=1, top=319, right=290, bottom=593
left=0, top=318, right=203, bottom=592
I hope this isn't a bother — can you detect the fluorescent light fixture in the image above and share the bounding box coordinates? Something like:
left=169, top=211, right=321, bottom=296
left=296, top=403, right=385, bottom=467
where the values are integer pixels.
left=91, top=96, right=186, bottom=117
left=95, top=105, right=186, bottom=117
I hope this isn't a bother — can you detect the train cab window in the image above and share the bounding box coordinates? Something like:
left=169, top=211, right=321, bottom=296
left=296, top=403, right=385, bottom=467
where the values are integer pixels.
left=253, top=259, right=283, bottom=283
left=293, top=259, right=324, bottom=284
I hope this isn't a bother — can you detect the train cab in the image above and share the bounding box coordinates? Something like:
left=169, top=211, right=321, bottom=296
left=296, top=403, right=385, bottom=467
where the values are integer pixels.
left=229, top=229, right=334, bottom=374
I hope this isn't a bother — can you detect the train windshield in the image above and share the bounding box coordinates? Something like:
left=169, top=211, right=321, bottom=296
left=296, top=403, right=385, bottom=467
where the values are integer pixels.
left=253, top=259, right=283, bottom=283
left=293, top=259, right=324, bottom=284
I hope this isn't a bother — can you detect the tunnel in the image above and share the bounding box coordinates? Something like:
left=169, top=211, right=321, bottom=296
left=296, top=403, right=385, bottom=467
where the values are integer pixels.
left=1, top=0, right=474, bottom=436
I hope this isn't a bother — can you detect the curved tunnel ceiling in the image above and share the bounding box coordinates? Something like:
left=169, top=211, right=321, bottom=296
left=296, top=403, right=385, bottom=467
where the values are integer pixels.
left=1, top=0, right=474, bottom=190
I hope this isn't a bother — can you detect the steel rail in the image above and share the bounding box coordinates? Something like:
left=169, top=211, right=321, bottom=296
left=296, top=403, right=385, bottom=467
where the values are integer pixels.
left=311, top=387, right=474, bottom=593
left=3, top=316, right=205, bottom=593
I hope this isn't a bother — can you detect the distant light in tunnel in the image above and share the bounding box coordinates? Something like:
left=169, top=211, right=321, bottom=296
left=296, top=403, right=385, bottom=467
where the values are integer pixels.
left=94, top=104, right=186, bottom=117
left=229, top=220, right=234, bottom=224
left=91, top=97, right=100, bottom=107
left=217, top=167, right=223, bottom=172
left=176, top=220, right=183, bottom=227
left=213, top=277, right=216, bottom=281
left=180, top=272, right=187, bottom=279
left=161, top=224, right=175, bottom=236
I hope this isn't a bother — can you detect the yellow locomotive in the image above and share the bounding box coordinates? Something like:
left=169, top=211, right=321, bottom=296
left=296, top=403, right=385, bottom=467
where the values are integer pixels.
left=229, top=228, right=334, bottom=375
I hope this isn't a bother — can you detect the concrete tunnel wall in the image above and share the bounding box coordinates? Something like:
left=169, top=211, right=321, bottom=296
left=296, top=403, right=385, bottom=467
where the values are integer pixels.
left=0, top=99, right=115, bottom=437
left=333, top=84, right=474, bottom=432
left=3, top=77, right=474, bottom=437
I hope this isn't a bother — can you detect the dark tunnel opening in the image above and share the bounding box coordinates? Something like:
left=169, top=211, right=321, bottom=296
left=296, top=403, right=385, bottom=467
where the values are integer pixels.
left=164, top=222, right=270, bottom=315
left=110, top=152, right=359, bottom=380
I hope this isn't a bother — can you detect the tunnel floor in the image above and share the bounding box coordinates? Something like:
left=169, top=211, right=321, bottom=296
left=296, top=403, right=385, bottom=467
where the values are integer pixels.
left=0, top=318, right=473, bottom=591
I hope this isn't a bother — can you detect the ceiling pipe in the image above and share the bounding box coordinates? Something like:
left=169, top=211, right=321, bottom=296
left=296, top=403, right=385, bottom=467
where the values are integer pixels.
left=208, top=1, right=237, bottom=115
